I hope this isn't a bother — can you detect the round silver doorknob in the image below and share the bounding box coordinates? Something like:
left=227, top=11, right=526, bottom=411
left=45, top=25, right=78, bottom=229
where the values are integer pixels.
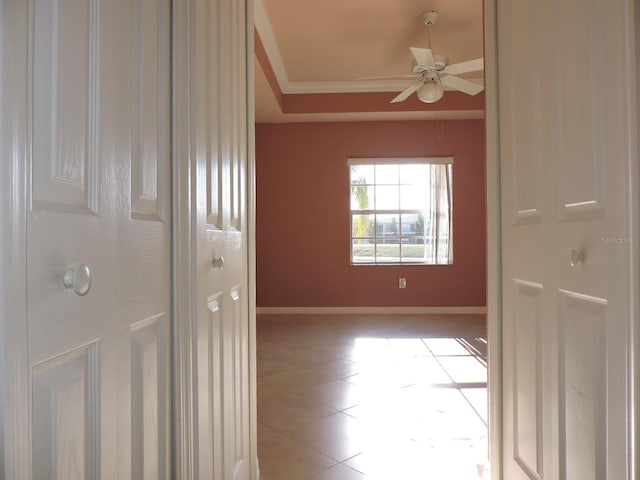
left=63, top=263, right=92, bottom=296
left=570, top=249, right=585, bottom=267
left=212, top=256, right=225, bottom=269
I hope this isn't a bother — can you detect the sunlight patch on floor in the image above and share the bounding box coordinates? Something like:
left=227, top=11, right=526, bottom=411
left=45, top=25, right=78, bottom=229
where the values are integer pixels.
left=257, top=315, right=489, bottom=480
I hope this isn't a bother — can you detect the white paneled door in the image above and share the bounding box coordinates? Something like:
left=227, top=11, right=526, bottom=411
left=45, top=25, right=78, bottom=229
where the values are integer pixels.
left=496, top=0, right=637, bottom=478
left=191, top=0, right=251, bottom=477
left=7, top=0, right=172, bottom=478
left=2, top=0, right=255, bottom=478
left=173, top=0, right=254, bottom=478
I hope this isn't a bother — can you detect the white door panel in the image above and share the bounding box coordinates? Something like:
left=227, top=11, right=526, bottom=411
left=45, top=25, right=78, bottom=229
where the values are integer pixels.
left=510, top=280, right=543, bottom=480
left=32, top=343, right=100, bottom=480
left=177, top=0, right=252, bottom=478
left=24, top=0, right=172, bottom=478
left=30, top=0, right=99, bottom=214
left=497, top=0, right=637, bottom=478
left=557, top=291, right=607, bottom=479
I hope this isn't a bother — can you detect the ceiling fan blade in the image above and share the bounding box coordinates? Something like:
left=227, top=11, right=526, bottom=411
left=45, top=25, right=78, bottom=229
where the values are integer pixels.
left=444, top=58, right=484, bottom=75
left=410, top=47, right=435, bottom=68
left=441, top=75, right=484, bottom=96
left=390, top=80, right=424, bottom=103
left=356, top=74, right=421, bottom=81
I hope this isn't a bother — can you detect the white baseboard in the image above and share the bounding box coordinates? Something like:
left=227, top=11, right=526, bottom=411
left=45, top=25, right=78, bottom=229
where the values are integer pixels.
left=256, top=306, right=487, bottom=315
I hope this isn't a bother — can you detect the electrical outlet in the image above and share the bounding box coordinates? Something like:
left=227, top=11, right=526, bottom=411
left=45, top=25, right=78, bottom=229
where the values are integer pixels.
left=399, top=278, right=407, bottom=289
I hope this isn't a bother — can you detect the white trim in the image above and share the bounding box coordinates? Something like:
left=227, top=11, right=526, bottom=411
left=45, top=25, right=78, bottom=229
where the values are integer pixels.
left=627, top=0, right=640, bottom=474
left=258, top=109, right=485, bottom=124
left=634, top=0, right=640, bottom=472
left=1, top=1, right=32, bottom=477
left=284, top=78, right=485, bottom=95
left=171, top=0, right=195, bottom=477
left=246, top=1, right=260, bottom=478
left=348, top=156, right=453, bottom=166
left=484, top=0, right=503, bottom=480
left=484, top=0, right=503, bottom=479
left=256, top=306, right=487, bottom=316
left=285, top=80, right=417, bottom=94
left=253, top=0, right=288, bottom=92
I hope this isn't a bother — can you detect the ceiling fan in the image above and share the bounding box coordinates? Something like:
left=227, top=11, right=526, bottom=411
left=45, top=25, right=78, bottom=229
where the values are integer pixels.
left=386, top=11, right=484, bottom=104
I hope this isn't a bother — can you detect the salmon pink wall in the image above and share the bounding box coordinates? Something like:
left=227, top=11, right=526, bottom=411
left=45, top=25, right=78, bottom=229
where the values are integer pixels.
left=255, top=120, right=486, bottom=307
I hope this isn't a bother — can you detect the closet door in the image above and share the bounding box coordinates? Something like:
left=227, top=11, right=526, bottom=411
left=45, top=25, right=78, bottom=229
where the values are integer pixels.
left=2, top=0, right=173, bottom=478
left=496, top=0, right=638, bottom=478
left=173, top=0, right=252, bottom=478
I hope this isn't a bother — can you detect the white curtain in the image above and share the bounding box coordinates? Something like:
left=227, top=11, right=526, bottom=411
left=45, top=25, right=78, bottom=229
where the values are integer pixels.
left=426, top=164, right=453, bottom=264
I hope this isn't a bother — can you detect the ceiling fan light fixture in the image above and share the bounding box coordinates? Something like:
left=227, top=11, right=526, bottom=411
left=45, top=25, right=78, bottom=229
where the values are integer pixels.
left=417, top=80, right=444, bottom=103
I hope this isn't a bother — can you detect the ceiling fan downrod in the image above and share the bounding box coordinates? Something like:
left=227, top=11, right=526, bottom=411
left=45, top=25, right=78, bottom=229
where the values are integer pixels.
left=423, top=10, right=439, bottom=26
left=423, top=10, right=438, bottom=49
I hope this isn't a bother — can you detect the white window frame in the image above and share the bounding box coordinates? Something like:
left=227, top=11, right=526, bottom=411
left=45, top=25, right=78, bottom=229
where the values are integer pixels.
left=348, top=157, right=454, bottom=265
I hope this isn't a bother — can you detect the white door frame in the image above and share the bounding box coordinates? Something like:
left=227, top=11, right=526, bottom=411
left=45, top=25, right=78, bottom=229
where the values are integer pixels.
left=483, top=0, right=504, bottom=478
left=170, top=0, right=195, bottom=476
left=0, top=1, right=33, bottom=477
left=636, top=1, right=640, bottom=474
left=246, top=0, right=260, bottom=476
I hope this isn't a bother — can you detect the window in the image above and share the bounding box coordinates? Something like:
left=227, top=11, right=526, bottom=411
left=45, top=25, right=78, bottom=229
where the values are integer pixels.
left=349, top=157, right=453, bottom=265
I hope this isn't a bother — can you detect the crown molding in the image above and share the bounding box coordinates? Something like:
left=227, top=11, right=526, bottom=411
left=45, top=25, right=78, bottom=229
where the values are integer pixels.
left=256, top=109, right=485, bottom=123
left=284, top=80, right=415, bottom=94
left=254, top=0, right=289, bottom=92
left=283, top=79, right=484, bottom=94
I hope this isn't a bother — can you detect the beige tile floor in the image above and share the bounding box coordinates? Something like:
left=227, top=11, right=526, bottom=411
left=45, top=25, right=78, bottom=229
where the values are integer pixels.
left=257, top=314, right=489, bottom=480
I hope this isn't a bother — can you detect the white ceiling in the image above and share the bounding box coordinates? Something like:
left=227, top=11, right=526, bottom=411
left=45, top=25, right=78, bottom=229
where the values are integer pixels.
left=254, top=0, right=485, bottom=122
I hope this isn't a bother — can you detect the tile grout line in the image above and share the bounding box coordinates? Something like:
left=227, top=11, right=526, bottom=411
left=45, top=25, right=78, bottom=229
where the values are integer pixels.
left=421, top=337, right=489, bottom=428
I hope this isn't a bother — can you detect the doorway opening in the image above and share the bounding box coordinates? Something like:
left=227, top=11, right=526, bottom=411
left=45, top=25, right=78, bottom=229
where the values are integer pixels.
left=251, top=1, right=492, bottom=478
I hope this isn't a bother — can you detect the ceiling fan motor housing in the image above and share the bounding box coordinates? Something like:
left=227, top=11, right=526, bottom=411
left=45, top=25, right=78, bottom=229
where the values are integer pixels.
left=433, top=54, right=449, bottom=70
left=411, top=53, right=449, bottom=74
